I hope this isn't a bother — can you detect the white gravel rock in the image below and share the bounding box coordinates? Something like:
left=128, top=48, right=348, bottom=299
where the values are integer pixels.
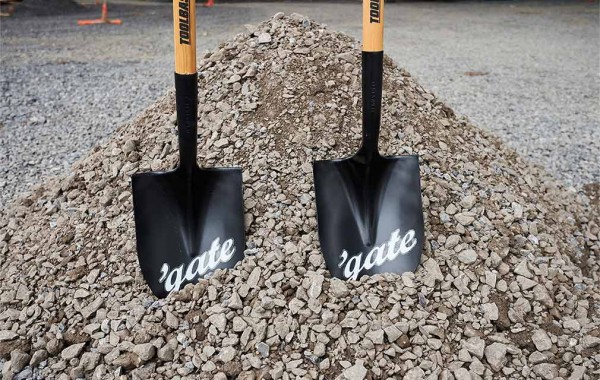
left=343, top=363, right=367, bottom=380
left=532, top=329, right=552, bottom=351
left=458, top=249, right=477, bottom=264
left=61, top=343, right=85, bottom=360
left=132, top=343, right=155, bottom=362
left=481, top=303, right=499, bottom=321
left=0, top=331, right=18, bottom=341
left=404, top=367, right=425, bottom=380
left=258, top=33, right=272, bottom=44
left=463, top=336, right=485, bottom=359
left=532, top=363, right=559, bottom=380
left=485, top=342, right=508, bottom=372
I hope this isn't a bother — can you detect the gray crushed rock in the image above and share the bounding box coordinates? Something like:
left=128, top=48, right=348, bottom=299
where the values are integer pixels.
left=0, top=13, right=599, bottom=380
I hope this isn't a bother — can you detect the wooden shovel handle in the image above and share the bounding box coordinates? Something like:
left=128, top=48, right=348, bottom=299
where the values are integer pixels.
left=363, top=0, right=384, bottom=52
left=173, top=0, right=196, bottom=74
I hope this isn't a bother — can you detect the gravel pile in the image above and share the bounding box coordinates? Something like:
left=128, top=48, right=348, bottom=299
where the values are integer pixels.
left=1, top=13, right=599, bottom=380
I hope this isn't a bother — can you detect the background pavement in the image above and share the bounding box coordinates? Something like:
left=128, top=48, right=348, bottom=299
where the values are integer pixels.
left=1, top=0, right=598, bottom=207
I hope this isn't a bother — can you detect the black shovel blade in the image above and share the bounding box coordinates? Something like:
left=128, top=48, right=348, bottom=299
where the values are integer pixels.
left=132, top=166, right=245, bottom=298
left=313, top=154, right=424, bottom=281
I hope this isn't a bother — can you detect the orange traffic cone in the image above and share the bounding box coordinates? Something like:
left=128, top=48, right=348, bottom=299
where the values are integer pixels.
left=78, top=1, right=122, bottom=25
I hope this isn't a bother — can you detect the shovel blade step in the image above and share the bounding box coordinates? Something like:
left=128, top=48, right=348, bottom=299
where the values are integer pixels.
left=313, top=154, right=424, bottom=281
left=132, top=166, right=245, bottom=298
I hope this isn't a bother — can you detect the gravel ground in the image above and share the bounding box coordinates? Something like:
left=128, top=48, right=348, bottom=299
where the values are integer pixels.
left=0, top=1, right=598, bottom=208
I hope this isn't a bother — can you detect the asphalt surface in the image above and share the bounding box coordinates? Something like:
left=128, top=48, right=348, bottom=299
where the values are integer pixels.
left=0, top=1, right=598, bottom=208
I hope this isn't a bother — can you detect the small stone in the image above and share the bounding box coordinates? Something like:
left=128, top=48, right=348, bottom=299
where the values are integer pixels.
left=228, top=291, right=243, bottom=309
left=455, top=213, right=475, bottom=225
left=247, top=267, right=261, bottom=288
left=308, top=274, right=324, bottom=298
left=398, top=334, right=411, bottom=349
left=529, top=351, right=550, bottom=364
left=270, top=362, right=284, bottom=380
left=158, top=345, right=174, bottom=361
left=30, top=349, right=48, bottom=366
left=73, top=289, right=90, bottom=299
left=203, top=346, right=216, bottom=357
left=337, top=52, right=355, bottom=63
left=569, top=365, right=585, bottom=380
left=112, top=275, right=133, bottom=285
left=258, top=33, right=272, bottom=44
left=46, top=338, right=62, bottom=356
left=516, top=275, right=537, bottom=290
left=61, top=342, right=85, bottom=360
left=514, top=260, right=532, bottom=278
left=458, top=249, right=478, bottom=264
left=485, top=271, right=497, bottom=287
left=165, top=311, right=179, bottom=329
left=232, top=316, right=247, bottom=332
left=330, top=278, right=349, bottom=298
left=218, top=347, right=237, bottom=363
left=384, top=325, right=402, bottom=343
left=0, top=330, right=18, bottom=341
left=463, top=336, right=485, bottom=358
left=209, top=313, right=227, bottom=332
left=482, top=303, right=499, bottom=320
left=256, top=342, right=269, bottom=358
left=404, top=367, right=425, bottom=380
left=365, top=330, right=384, bottom=345
left=563, top=319, right=581, bottom=332
left=113, top=352, right=141, bottom=369
left=214, top=138, right=229, bottom=148
left=227, top=74, right=241, bottom=84
left=454, top=368, right=471, bottom=380
left=460, top=195, right=477, bottom=209
left=485, top=342, right=508, bottom=372
left=532, top=363, right=559, bottom=380
left=445, top=235, right=461, bottom=249
left=423, top=258, right=444, bottom=281
left=343, top=363, right=367, bottom=380
left=313, top=342, right=326, bottom=357
left=80, top=351, right=100, bottom=371
left=10, top=350, right=30, bottom=373
left=532, top=329, right=552, bottom=351
left=133, top=343, right=156, bottom=362
left=81, top=297, right=104, bottom=319
left=582, top=335, right=600, bottom=348
left=202, top=361, right=217, bottom=372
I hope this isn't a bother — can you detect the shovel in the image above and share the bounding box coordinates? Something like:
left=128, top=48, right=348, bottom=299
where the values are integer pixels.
left=132, top=0, right=245, bottom=298
left=313, top=0, right=424, bottom=281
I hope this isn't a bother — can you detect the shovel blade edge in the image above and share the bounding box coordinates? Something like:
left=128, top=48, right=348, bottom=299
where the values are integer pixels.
left=313, top=155, right=424, bottom=281
left=132, top=166, right=245, bottom=298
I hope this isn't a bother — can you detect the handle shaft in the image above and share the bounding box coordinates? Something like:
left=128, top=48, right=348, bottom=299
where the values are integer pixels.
left=363, top=0, right=384, bottom=52
left=360, top=0, right=384, bottom=159
left=173, top=0, right=196, bottom=74
left=175, top=74, right=198, bottom=171
left=173, top=0, right=198, bottom=170
left=361, top=52, right=383, bottom=158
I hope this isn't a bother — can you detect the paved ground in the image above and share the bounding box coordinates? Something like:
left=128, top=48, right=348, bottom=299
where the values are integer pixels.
left=1, top=1, right=598, bottom=207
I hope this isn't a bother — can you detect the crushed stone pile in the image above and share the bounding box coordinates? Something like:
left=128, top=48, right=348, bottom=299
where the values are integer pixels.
left=1, top=12, right=599, bottom=380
